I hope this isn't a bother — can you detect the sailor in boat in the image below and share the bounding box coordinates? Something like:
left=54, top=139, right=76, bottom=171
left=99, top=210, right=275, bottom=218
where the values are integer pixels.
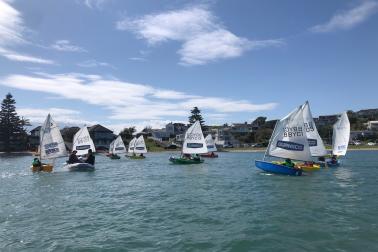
left=330, top=155, right=338, bottom=165
left=193, top=154, right=201, bottom=161
left=32, top=158, right=46, bottom=171
left=283, top=158, right=295, bottom=167
left=67, top=150, right=81, bottom=164
left=85, top=149, right=95, bottom=165
left=139, top=153, right=144, bottom=158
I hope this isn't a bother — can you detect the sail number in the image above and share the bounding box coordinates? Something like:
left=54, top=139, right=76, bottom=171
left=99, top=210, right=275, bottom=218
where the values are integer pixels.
left=187, top=133, right=202, bottom=140
left=304, top=122, right=315, bottom=132
left=77, top=136, right=90, bottom=144
left=283, top=126, right=304, bottom=137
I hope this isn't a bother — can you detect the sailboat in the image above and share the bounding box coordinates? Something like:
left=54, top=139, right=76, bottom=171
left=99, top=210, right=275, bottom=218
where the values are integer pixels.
left=109, top=136, right=126, bottom=159
left=127, top=137, right=137, bottom=157
left=200, top=134, right=218, bottom=158
left=169, top=121, right=208, bottom=164
left=129, top=135, right=147, bottom=159
left=65, top=126, right=96, bottom=171
left=255, top=104, right=312, bottom=176
left=31, top=114, right=67, bottom=172
left=296, top=101, right=327, bottom=171
left=328, top=112, right=350, bottom=167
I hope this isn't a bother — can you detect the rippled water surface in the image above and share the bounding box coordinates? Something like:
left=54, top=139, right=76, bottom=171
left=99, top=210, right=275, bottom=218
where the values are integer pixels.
left=1, top=151, right=378, bottom=251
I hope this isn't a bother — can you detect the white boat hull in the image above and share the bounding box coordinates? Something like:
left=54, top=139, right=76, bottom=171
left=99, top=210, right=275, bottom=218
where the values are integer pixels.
left=65, top=163, right=95, bottom=172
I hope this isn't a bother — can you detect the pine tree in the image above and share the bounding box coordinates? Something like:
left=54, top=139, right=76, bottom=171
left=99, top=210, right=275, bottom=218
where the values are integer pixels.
left=188, top=107, right=205, bottom=129
left=0, top=93, right=30, bottom=152
left=119, top=127, right=136, bottom=144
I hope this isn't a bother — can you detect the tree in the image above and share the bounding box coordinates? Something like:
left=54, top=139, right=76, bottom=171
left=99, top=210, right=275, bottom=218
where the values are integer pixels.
left=0, top=93, right=30, bottom=152
left=252, top=116, right=267, bottom=127
left=119, top=127, right=136, bottom=144
left=188, top=107, right=205, bottom=129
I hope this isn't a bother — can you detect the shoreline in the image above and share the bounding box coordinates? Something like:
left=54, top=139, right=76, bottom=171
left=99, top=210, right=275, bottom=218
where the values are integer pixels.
left=1, top=147, right=377, bottom=156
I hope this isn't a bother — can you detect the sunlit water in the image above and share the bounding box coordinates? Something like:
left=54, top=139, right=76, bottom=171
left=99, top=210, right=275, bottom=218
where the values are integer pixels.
left=1, top=151, right=377, bottom=251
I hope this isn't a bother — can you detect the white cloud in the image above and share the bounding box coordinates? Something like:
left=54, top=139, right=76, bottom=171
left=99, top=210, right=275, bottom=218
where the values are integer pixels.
left=117, top=5, right=282, bottom=65
left=82, top=0, right=110, bottom=9
left=310, top=1, right=378, bottom=33
left=0, top=0, right=55, bottom=64
left=0, top=72, right=278, bottom=122
left=18, top=107, right=96, bottom=126
left=50, top=40, right=87, bottom=52
left=77, top=59, right=115, bottom=68
left=0, top=47, right=55, bottom=64
left=0, top=0, right=24, bottom=46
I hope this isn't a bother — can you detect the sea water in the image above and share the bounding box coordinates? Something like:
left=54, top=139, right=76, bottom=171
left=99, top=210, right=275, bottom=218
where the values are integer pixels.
left=1, top=151, right=377, bottom=251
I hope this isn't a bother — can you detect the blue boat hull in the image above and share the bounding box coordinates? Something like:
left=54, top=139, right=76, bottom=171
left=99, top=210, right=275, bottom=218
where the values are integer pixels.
left=255, top=160, right=302, bottom=176
left=326, top=161, right=340, bottom=167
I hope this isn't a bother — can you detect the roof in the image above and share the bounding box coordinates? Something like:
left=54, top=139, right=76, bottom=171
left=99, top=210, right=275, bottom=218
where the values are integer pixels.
left=30, top=126, right=41, bottom=133
left=88, top=124, right=113, bottom=133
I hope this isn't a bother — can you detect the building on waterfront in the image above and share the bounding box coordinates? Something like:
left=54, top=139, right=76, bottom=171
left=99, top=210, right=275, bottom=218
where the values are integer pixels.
left=367, top=121, right=378, bottom=131
left=314, top=115, right=338, bottom=127
left=88, top=124, right=116, bottom=151
left=28, top=126, right=41, bottom=151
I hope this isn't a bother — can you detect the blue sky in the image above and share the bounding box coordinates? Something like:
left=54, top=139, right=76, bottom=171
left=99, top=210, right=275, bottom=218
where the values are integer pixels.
left=0, top=0, right=377, bottom=132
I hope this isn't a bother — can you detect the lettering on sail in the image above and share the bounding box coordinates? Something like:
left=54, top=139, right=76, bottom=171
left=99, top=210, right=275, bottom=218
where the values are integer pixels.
left=77, top=136, right=90, bottom=145
left=308, top=138, right=318, bottom=147
left=115, top=147, right=125, bottom=151
left=136, top=147, right=145, bottom=150
left=44, top=142, right=59, bottom=155
left=304, top=122, right=315, bottom=132
left=283, top=126, right=304, bottom=137
left=187, top=143, right=203, bottom=148
left=186, top=133, right=202, bottom=141
left=277, top=140, right=304, bottom=151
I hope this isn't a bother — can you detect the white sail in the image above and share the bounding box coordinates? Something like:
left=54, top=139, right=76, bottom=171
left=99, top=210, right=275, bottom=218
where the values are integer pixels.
left=301, top=101, right=327, bottom=157
left=72, top=126, right=96, bottom=156
left=134, top=135, right=147, bottom=154
left=205, top=134, right=217, bottom=152
left=109, top=139, right=115, bottom=154
left=182, top=121, right=208, bottom=154
left=40, top=114, right=67, bottom=160
left=112, top=136, right=127, bottom=154
left=128, top=137, right=137, bottom=153
left=332, top=112, right=350, bottom=156
left=267, top=105, right=312, bottom=161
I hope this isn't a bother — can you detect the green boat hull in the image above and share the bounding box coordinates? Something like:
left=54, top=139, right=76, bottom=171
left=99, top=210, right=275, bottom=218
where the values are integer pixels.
left=169, top=157, right=204, bottom=165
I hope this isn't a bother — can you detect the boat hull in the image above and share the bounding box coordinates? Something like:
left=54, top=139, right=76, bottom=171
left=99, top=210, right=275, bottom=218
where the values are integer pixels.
left=31, top=164, right=53, bottom=172
left=200, top=153, right=218, bottom=158
left=255, top=160, right=302, bottom=176
left=296, top=163, right=321, bottom=172
left=169, top=157, right=204, bottom=165
left=65, top=163, right=95, bottom=172
left=326, top=161, right=340, bottom=167
left=109, top=155, right=121, bottom=159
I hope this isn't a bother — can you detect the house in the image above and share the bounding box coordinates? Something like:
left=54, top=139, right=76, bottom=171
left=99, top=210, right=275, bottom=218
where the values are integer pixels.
left=314, top=115, right=338, bottom=127
left=367, top=121, right=378, bottom=131
left=28, top=126, right=41, bottom=150
left=151, top=129, right=170, bottom=142
left=231, top=122, right=254, bottom=134
left=88, top=124, right=116, bottom=151
left=165, top=122, right=187, bottom=136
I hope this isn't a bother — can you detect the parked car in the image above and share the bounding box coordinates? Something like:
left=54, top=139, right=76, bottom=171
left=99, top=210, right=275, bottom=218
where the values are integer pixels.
left=367, top=142, right=376, bottom=146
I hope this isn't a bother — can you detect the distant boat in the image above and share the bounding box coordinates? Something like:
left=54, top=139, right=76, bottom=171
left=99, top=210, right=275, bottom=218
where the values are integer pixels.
left=31, top=114, right=67, bottom=172
left=127, top=136, right=147, bottom=159
left=66, top=126, right=96, bottom=171
left=328, top=112, right=350, bottom=167
left=109, top=136, right=126, bottom=159
left=201, top=134, right=218, bottom=158
left=169, top=121, right=208, bottom=164
left=255, top=103, right=312, bottom=176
